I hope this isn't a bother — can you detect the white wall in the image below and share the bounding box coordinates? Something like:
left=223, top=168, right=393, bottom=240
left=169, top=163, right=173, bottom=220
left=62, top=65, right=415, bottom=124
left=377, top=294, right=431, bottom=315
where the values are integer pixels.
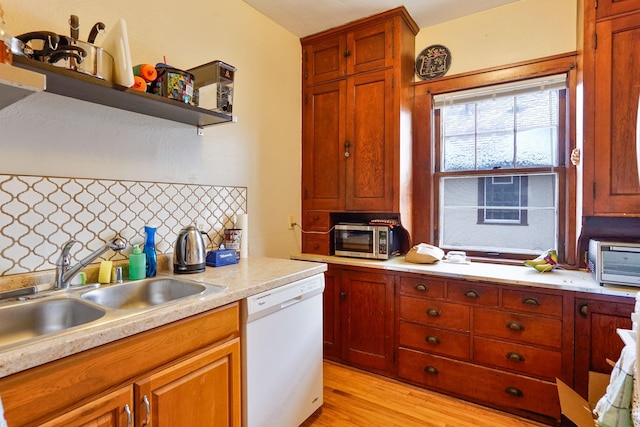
left=0, top=0, right=580, bottom=263
left=0, top=0, right=302, bottom=259
left=415, top=0, right=578, bottom=76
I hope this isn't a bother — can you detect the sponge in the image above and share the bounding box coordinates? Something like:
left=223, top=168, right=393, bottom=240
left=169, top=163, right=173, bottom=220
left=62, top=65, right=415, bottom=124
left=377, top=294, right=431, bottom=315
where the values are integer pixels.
left=98, top=261, right=113, bottom=284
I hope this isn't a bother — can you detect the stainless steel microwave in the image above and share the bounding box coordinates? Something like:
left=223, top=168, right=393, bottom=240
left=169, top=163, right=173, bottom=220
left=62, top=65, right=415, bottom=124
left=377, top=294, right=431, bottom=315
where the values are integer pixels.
left=588, top=239, right=640, bottom=287
left=334, top=223, right=401, bottom=260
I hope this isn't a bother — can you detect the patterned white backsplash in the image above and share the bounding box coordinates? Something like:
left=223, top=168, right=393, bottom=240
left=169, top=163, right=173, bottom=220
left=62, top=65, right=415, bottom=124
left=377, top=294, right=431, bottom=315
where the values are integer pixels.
left=0, top=175, right=247, bottom=276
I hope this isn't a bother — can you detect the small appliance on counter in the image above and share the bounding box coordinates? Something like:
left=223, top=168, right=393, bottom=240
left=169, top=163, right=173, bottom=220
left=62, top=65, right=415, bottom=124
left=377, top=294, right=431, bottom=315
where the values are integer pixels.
left=173, top=225, right=206, bottom=274
left=188, top=60, right=235, bottom=115
left=588, top=238, right=640, bottom=287
left=334, top=220, right=402, bottom=260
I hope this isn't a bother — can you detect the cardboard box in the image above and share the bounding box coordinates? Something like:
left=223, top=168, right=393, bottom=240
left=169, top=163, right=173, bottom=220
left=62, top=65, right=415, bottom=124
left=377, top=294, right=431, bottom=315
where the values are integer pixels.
left=557, top=372, right=610, bottom=427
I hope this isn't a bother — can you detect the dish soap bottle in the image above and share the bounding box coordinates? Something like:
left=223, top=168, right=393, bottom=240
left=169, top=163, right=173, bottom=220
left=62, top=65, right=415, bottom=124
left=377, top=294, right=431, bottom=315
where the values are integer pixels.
left=144, top=225, right=157, bottom=277
left=128, top=244, right=146, bottom=280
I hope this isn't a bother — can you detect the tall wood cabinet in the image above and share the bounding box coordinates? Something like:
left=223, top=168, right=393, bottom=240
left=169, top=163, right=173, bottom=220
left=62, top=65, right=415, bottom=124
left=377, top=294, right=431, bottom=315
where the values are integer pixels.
left=583, top=0, right=640, bottom=215
left=301, top=7, right=418, bottom=254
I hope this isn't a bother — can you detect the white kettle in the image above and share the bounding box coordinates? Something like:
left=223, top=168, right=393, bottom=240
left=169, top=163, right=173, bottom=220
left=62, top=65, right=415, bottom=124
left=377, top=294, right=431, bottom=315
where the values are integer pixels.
left=173, top=225, right=206, bottom=274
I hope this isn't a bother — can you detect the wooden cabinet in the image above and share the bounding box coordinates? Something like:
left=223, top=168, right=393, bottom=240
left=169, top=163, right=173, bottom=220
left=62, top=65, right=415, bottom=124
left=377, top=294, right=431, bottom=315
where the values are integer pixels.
left=573, top=293, right=634, bottom=398
left=301, top=7, right=418, bottom=253
left=0, top=303, right=240, bottom=427
left=323, top=265, right=396, bottom=373
left=301, top=211, right=333, bottom=256
left=135, top=339, right=240, bottom=427
left=397, top=275, right=572, bottom=421
left=340, top=268, right=396, bottom=372
left=39, top=386, right=133, bottom=427
left=596, top=0, right=640, bottom=19
left=583, top=1, right=640, bottom=215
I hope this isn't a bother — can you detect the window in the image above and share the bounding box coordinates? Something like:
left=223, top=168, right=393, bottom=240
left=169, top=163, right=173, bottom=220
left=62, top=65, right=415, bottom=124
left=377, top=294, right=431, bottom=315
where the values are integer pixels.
left=433, top=74, right=567, bottom=258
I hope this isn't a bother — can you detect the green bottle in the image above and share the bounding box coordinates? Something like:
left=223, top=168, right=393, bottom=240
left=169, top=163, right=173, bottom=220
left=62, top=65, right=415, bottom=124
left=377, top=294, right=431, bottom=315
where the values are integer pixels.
left=128, top=244, right=146, bottom=280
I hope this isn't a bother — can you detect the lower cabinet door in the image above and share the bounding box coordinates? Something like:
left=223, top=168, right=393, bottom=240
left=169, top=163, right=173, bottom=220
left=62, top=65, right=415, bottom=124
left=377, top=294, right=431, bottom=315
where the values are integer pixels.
left=398, top=348, right=560, bottom=419
left=39, top=386, right=133, bottom=427
left=134, top=338, right=241, bottom=427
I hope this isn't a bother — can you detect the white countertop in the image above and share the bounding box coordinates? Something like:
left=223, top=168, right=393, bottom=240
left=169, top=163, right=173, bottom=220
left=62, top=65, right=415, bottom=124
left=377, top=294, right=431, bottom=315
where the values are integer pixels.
left=0, top=256, right=327, bottom=379
left=291, top=253, right=639, bottom=298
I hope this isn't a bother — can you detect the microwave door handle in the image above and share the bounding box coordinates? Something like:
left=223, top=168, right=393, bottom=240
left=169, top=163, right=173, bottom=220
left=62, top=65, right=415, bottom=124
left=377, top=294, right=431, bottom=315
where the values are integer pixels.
left=609, top=246, right=640, bottom=253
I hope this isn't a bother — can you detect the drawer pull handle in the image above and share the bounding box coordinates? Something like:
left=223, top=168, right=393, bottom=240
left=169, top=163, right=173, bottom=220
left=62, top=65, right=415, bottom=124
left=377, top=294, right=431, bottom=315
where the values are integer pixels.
left=424, top=366, right=439, bottom=375
left=124, top=404, right=132, bottom=426
left=579, top=302, right=588, bottom=318
left=506, top=321, right=525, bottom=331
left=142, top=395, right=150, bottom=426
left=340, top=291, right=347, bottom=300
left=313, top=215, right=319, bottom=221
left=465, top=289, right=479, bottom=299
left=522, top=297, right=540, bottom=306
left=427, top=308, right=441, bottom=317
left=414, top=283, right=428, bottom=292
left=425, top=335, right=440, bottom=345
left=505, top=387, right=524, bottom=398
left=506, top=352, right=525, bottom=363
left=344, top=49, right=352, bottom=57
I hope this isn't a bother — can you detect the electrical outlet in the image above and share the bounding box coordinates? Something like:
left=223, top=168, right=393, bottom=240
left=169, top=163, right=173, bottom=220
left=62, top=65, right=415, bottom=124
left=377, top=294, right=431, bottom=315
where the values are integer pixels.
left=288, top=214, right=296, bottom=230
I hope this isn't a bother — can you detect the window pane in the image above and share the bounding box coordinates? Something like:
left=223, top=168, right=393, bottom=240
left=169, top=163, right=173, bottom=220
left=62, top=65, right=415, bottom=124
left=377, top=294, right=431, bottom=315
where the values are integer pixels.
left=440, top=174, right=557, bottom=254
left=477, top=132, right=514, bottom=170
left=443, top=135, right=476, bottom=171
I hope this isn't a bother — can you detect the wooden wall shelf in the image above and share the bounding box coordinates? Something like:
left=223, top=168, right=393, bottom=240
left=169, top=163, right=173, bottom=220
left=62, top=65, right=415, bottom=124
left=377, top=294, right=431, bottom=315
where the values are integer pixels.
left=12, top=56, right=233, bottom=127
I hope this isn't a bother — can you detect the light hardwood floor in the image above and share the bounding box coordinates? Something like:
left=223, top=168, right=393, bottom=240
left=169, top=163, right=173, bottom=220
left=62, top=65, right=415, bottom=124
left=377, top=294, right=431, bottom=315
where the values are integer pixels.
left=301, top=361, right=550, bottom=427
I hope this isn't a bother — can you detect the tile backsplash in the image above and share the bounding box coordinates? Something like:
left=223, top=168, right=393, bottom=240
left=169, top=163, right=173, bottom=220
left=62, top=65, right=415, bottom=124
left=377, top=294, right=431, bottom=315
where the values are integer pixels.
left=0, top=174, right=247, bottom=277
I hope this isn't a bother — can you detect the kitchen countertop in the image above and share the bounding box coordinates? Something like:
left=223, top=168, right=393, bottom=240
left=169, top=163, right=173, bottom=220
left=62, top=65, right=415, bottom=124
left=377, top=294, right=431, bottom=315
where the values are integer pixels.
left=291, top=253, right=639, bottom=298
left=0, top=256, right=327, bottom=379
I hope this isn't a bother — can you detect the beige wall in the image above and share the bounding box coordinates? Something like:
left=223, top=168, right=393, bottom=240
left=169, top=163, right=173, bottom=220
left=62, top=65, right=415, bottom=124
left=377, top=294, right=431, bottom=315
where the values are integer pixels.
left=0, top=0, right=579, bottom=263
left=0, top=0, right=302, bottom=259
left=415, top=0, right=578, bottom=77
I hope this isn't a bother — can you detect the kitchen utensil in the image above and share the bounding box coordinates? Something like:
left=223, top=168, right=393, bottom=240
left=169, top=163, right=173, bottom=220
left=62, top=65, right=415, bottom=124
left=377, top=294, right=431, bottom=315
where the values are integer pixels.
left=99, top=18, right=133, bottom=87
left=173, top=225, right=206, bottom=274
left=87, top=22, right=105, bottom=44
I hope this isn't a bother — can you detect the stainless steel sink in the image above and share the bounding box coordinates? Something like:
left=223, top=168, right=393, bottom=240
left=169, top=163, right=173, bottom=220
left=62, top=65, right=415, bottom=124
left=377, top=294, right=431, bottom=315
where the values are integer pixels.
left=0, top=298, right=106, bottom=348
left=81, top=277, right=210, bottom=310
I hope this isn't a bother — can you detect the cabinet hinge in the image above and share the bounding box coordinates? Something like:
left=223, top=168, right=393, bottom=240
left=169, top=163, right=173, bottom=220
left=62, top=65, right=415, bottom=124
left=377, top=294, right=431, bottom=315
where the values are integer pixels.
left=391, top=23, right=395, bottom=59
left=304, top=93, right=308, bottom=105
left=593, top=33, right=597, bottom=49
left=304, top=69, right=308, bottom=79
left=392, top=75, right=395, bottom=90
left=593, top=182, right=597, bottom=199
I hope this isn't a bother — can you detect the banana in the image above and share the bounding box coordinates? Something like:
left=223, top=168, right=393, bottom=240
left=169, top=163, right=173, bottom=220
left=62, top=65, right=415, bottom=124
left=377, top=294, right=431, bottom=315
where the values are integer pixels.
left=524, top=249, right=557, bottom=268
left=534, top=263, right=554, bottom=273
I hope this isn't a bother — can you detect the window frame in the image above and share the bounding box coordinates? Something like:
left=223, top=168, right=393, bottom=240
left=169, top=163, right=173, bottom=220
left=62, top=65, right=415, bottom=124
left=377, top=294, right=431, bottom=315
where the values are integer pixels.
left=412, top=53, right=578, bottom=265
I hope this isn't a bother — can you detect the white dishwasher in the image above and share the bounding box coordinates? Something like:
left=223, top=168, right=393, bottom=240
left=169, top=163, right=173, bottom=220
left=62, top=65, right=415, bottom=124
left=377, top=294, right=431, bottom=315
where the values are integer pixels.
left=241, top=274, right=325, bottom=427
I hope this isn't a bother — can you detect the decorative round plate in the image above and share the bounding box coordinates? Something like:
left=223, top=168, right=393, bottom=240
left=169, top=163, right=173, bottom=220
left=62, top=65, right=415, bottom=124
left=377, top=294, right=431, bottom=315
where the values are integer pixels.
left=415, top=44, right=452, bottom=80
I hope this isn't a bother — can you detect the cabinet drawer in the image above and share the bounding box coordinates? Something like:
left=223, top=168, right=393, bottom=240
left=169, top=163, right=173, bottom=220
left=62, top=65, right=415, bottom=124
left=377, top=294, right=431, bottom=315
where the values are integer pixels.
left=502, top=289, right=562, bottom=318
left=473, top=308, right=562, bottom=349
left=399, top=296, right=469, bottom=332
left=399, top=321, right=469, bottom=360
left=302, top=234, right=331, bottom=255
left=304, top=211, right=331, bottom=230
left=398, top=348, right=560, bottom=419
left=399, top=276, right=445, bottom=299
left=473, top=336, right=562, bottom=381
left=447, top=281, right=499, bottom=307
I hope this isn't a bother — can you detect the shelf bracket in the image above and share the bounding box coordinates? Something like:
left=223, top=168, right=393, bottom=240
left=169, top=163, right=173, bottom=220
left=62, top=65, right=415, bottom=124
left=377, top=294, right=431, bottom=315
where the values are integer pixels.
left=197, top=126, right=204, bottom=136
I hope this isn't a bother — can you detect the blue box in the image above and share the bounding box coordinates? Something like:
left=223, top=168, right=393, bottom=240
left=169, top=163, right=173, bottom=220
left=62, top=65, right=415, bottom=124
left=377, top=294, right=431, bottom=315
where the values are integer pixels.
left=206, top=249, right=238, bottom=267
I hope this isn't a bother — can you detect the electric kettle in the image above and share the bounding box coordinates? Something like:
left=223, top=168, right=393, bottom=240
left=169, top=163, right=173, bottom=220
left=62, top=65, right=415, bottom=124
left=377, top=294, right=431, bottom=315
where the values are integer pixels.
left=173, top=225, right=206, bottom=274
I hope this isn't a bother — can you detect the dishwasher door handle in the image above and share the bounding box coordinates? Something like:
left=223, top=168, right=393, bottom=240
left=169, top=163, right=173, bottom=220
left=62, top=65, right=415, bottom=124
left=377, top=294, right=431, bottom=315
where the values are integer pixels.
left=280, top=295, right=303, bottom=309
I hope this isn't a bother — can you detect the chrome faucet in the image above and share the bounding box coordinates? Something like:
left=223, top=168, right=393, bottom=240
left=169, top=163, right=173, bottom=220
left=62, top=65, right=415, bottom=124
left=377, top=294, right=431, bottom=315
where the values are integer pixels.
left=55, top=237, right=127, bottom=289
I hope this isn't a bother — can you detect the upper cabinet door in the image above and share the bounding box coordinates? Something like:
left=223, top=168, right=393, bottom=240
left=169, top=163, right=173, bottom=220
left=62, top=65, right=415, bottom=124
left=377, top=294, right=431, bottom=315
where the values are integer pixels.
left=347, top=20, right=394, bottom=76
left=596, top=0, right=640, bottom=20
left=593, top=13, right=640, bottom=214
left=303, top=35, right=347, bottom=86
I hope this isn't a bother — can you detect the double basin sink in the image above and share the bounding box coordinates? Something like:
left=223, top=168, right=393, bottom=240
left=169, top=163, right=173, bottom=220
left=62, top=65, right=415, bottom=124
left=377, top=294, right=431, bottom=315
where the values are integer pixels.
left=0, top=277, right=227, bottom=350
